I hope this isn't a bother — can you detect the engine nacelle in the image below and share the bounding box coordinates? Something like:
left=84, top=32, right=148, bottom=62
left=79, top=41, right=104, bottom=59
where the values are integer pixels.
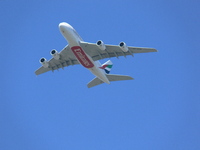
left=40, top=58, right=49, bottom=68
left=96, top=40, right=106, bottom=51
left=50, top=49, right=60, bottom=60
left=119, top=42, right=129, bottom=52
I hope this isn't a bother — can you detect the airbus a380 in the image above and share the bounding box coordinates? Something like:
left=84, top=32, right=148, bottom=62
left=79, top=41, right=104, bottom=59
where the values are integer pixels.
left=35, top=22, right=157, bottom=88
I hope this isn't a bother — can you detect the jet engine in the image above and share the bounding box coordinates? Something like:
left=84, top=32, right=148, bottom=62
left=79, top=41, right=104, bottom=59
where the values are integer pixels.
left=40, top=58, right=49, bottom=68
left=119, top=42, right=129, bottom=52
left=50, top=49, right=60, bottom=60
left=96, top=40, right=106, bottom=51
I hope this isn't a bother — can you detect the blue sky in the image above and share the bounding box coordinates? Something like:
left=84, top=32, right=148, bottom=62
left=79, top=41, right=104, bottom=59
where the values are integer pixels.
left=1, top=0, right=200, bottom=150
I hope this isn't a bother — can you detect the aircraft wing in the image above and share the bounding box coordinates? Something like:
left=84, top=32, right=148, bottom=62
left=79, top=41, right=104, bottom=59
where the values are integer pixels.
left=80, top=42, right=158, bottom=61
left=35, top=45, right=79, bottom=75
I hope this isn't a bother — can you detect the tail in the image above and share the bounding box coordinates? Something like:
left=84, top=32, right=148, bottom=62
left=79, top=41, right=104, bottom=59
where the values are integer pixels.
left=87, top=74, right=134, bottom=88
left=99, top=60, right=113, bottom=74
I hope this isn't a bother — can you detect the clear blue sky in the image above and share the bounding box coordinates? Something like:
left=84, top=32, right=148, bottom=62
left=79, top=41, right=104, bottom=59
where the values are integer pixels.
left=1, top=0, right=200, bottom=150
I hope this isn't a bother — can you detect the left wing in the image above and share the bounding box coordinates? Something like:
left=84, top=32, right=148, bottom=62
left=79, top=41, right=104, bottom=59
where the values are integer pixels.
left=35, top=45, right=79, bottom=75
left=80, top=42, right=157, bottom=61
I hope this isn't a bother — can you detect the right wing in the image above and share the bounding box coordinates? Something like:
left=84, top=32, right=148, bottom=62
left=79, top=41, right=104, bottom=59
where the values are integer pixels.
left=80, top=42, right=157, bottom=61
left=35, top=45, right=79, bottom=75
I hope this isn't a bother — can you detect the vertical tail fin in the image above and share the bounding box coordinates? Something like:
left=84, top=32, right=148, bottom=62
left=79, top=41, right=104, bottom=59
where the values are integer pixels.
left=99, top=60, right=113, bottom=74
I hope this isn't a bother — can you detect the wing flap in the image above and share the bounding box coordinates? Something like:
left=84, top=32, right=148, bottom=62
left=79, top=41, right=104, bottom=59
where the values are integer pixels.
left=128, top=47, right=157, bottom=53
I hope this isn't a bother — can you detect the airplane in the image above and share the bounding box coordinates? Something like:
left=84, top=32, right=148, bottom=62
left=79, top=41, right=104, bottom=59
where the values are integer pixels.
left=35, top=22, right=157, bottom=88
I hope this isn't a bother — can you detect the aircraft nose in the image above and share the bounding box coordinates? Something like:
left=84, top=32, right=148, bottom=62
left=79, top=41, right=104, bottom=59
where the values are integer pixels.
left=59, top=22, right=65, bottom=28
left=59, top=22, right=73, bottom=34
left=59, top=22, right=66, bottom=32
left=59, top=22, right=72, bottom=29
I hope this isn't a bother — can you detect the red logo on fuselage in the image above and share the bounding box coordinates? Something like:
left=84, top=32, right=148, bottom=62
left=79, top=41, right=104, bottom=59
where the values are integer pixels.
left=71, top=46, right=94, bottom=68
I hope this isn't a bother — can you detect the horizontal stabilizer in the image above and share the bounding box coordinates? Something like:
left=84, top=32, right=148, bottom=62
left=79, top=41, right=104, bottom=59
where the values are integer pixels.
left=87, top=74, right=134, bottom=88
left=106, top=74, right=134, bottom=81
left=87, top=77, right=104, bottom=88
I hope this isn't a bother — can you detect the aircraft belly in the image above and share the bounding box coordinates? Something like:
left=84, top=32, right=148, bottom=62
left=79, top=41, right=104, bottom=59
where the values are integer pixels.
left=71, top=46, right=94, bottom=68
left=71, top=46, right=109, bottom=84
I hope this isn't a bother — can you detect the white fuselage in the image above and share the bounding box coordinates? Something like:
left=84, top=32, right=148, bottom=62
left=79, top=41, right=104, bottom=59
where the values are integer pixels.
left=59, top=22, right=110, bottom=84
